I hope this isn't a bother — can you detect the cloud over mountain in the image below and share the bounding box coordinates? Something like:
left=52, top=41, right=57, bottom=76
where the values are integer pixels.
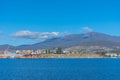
left=82, top=27, right=93, bottom=32
left=12, top=30, right=59, bottom=40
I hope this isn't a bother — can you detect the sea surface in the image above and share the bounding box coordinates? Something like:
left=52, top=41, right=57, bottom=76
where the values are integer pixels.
left=0, top=58, right=120, bottom=80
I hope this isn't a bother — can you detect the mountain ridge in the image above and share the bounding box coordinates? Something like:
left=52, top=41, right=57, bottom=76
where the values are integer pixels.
left=0, top=32, right=120, bottom=50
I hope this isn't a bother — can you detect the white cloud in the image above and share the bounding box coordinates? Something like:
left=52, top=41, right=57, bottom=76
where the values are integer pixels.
left=82, top=27, right=93, bottom=32
left=12, top=30, right=59, bottom=40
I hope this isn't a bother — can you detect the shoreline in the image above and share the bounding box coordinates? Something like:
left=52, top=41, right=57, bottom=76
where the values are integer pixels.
left=0, top=53, right=114, bottom=59
left=0, top=57, right=119, bottom=59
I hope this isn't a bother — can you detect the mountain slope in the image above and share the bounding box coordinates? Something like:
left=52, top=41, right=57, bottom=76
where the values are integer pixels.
left=0, top=44, right=15, bottom=51
left=0, top=32, right=120, bottom=50
left=16, top=32, right=120, bottom=50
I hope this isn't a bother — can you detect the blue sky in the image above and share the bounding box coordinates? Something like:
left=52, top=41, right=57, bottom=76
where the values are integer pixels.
left=0, top=0, right=120, bottom=45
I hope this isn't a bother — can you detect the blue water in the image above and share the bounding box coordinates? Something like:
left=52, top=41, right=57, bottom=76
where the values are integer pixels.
left=0, top=58, right=120, bottom=80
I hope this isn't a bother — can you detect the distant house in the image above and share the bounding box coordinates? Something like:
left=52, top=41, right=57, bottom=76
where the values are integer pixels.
left=0, top=51, right=4, bottom=55
left=105, top=53, right=118, bottom=57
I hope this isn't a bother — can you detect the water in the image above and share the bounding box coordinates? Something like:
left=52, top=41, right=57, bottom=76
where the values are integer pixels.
left=0, top=58, right=120, bottom=80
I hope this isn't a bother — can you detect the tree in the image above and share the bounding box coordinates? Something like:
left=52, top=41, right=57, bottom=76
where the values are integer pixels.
left=56, top=47, right=62, bottom=54
left=45, top=49, right=51, bottom=54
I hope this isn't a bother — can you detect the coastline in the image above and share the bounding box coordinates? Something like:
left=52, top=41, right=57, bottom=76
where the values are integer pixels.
left=0, top=53, right=110, bottom=59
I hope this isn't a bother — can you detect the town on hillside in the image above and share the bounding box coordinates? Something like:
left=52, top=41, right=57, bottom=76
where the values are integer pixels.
left=0, top=46, right=120, bottom=58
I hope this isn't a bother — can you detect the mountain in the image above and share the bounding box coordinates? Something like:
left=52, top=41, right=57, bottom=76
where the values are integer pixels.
left=16, top=32, right=120, bottom=50
left=0, top=44, right=15, bottom=51
left=1, top=32, right=120, bottom=50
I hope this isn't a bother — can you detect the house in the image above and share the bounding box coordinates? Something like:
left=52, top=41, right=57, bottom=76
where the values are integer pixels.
left=105, top=53, right=118, bottom=57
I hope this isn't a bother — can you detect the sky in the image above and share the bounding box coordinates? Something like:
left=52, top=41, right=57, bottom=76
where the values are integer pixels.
left=0, top=0, right=120, bottom=45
